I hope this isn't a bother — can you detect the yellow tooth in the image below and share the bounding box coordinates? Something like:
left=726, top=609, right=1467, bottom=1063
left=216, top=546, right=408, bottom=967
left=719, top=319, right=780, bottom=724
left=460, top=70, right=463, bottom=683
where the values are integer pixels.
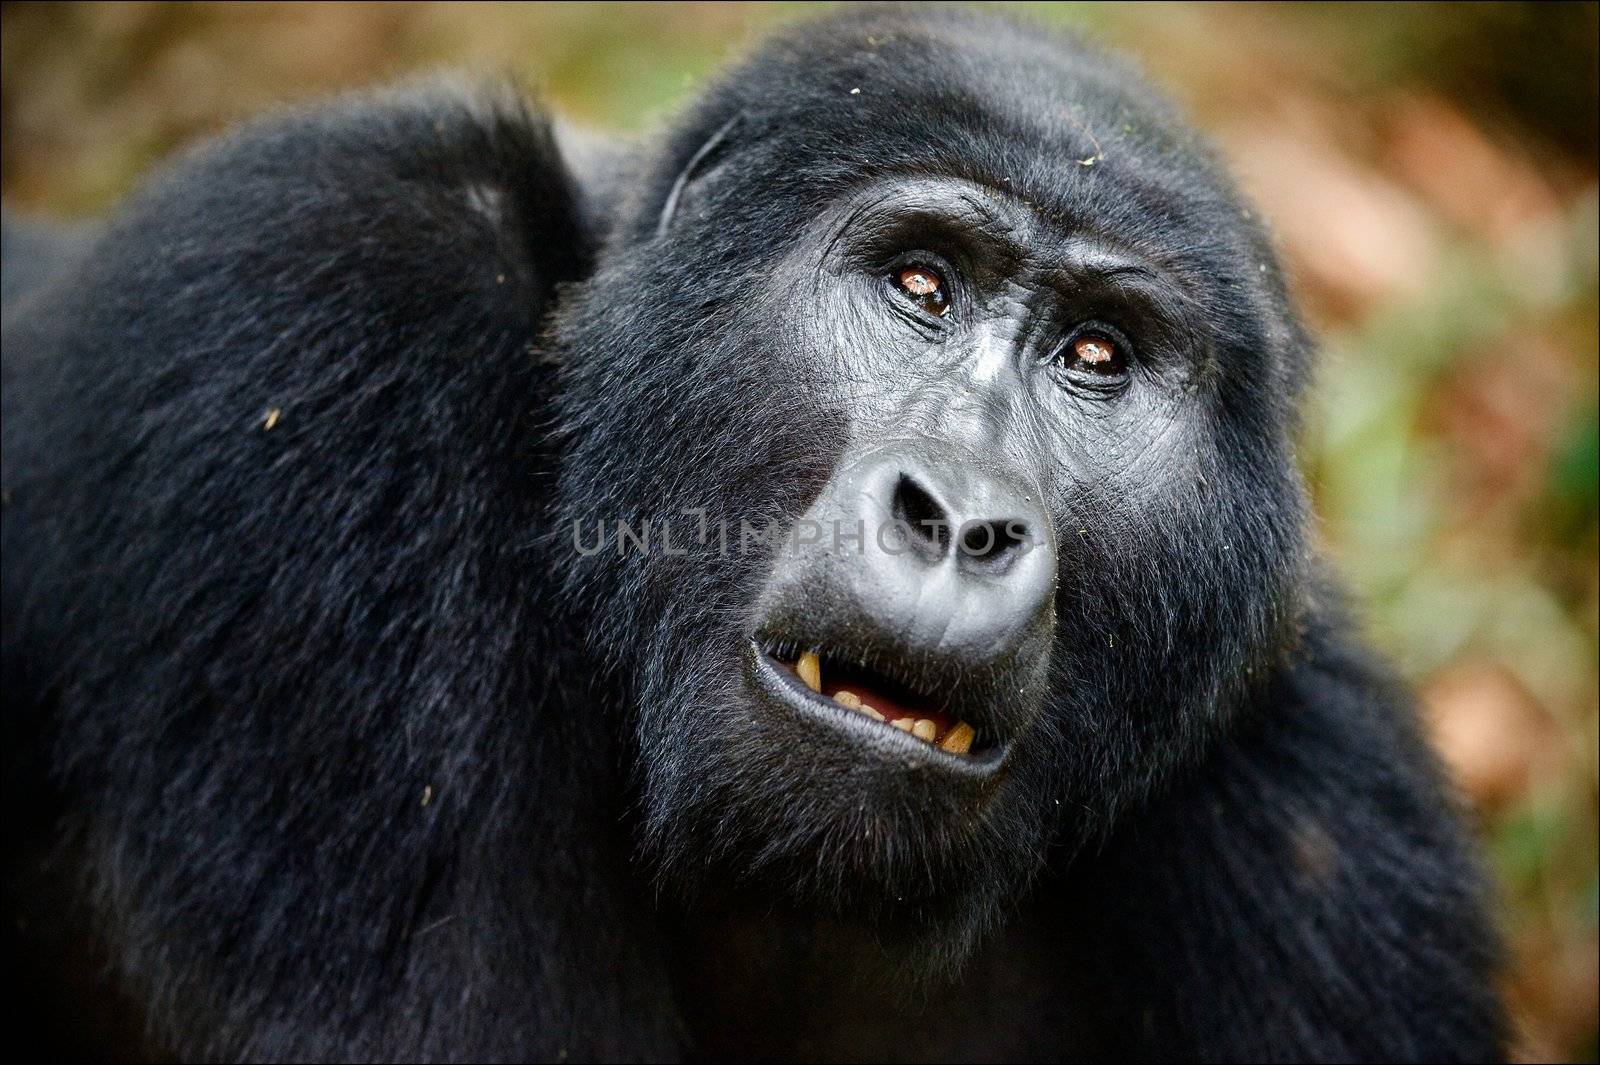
left=891, top=717, right=913, bottom=732
left=797, top=651, right=821, bottom=693
left=912, top=719, right=937, bottom=742
left=939, top=722, right=976, bottom=755
left=834, top=690, right=861, bottom=709
left=861, top=705, right=886, bottom=722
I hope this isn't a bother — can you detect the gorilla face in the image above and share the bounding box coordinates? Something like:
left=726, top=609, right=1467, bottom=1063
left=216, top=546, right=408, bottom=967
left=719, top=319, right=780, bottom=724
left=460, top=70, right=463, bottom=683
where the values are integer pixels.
left=551, top=8, right=1310, bottom=959
left=747, top=174, right=1215, bottom=756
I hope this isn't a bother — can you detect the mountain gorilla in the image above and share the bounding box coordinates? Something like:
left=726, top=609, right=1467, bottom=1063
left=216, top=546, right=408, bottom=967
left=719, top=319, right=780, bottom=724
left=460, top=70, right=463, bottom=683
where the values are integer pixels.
left=1, top=5, right=1505, bottom=1062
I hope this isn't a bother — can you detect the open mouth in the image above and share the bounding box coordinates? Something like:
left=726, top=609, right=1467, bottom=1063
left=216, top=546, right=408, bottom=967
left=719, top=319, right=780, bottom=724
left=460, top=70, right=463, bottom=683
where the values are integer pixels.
left=751, top=639, right=998, bottom=761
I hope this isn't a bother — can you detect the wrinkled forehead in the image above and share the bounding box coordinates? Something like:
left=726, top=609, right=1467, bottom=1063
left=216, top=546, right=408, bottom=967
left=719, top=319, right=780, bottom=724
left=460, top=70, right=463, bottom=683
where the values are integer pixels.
left=635, top=15, right=1240, bottom=269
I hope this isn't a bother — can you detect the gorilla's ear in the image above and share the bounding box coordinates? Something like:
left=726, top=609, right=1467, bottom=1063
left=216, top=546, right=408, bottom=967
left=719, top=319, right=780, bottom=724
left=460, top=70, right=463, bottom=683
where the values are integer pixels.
left=656, top=113, right=744, bottom=238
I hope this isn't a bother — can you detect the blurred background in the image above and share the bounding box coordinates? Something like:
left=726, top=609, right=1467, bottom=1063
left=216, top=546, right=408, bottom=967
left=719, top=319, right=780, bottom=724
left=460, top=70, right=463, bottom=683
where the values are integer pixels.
left=2, top=2, right=1595, bottom=1059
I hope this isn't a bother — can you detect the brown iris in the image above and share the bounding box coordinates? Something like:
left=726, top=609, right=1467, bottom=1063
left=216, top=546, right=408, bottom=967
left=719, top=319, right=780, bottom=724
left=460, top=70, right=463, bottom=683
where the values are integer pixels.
left=1069, top=334, right=1122, bottom=373
left=895, top=266, right=949, bottom=317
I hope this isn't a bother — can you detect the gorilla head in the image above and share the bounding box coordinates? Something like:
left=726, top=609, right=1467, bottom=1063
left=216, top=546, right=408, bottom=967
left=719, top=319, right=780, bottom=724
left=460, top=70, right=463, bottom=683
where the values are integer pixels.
left=553, top=6, right=1310, bottom=963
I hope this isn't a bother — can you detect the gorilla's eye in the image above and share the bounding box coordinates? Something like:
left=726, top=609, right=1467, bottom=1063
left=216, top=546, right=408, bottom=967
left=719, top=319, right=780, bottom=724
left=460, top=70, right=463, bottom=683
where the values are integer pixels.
left=1062, top=330, right=1126, bottom=375
left=894, top=265, right=950, bottom=317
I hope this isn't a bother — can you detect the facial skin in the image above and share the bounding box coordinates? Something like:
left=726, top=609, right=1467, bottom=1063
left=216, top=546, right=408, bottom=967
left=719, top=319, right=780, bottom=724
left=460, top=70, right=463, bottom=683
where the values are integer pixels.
left=549, top=5, right=1311, bottom=968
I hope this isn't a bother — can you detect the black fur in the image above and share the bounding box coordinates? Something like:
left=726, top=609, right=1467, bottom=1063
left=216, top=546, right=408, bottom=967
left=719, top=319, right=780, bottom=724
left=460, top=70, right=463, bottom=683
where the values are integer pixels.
left=2, top=7, right=1504, bottom=1061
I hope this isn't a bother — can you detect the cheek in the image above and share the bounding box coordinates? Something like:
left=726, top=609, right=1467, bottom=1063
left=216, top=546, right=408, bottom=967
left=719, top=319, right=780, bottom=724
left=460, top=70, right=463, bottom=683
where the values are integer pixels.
left=777, top=262, right=928, bottom=398
left=1047, top=391, right=1203, bottom=513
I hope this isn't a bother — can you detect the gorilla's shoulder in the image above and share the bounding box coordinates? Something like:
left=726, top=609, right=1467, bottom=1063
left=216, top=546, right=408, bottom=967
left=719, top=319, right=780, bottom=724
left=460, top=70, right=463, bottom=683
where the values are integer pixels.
left=101, top=80, right=599, bottom=329
left=2, top=81, right=604, bottom=509
left=0, top=82, right=603, bottom=717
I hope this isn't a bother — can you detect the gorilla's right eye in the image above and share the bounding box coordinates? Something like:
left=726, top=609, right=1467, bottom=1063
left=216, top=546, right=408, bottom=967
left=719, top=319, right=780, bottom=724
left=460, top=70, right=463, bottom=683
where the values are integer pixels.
left=893, top=265, right=950, bottom=318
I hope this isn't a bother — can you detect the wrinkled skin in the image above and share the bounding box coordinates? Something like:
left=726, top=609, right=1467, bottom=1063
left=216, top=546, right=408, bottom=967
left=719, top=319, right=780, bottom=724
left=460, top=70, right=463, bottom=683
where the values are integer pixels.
left=2, top=6, right=1504, bottom=1062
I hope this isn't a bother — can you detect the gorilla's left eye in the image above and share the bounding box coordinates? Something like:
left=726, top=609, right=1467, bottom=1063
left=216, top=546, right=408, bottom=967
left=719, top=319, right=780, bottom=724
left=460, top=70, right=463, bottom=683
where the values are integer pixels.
left=893, top=265, right=950, bottom=317
left=1060, top=329, right=1128, bottom=376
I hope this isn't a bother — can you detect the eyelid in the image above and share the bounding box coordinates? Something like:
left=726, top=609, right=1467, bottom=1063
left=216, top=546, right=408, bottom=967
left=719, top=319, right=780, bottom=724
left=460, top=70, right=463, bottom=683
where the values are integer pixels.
left=886, top=249, right=957, bottom=281
left=1062, top=320, right=1130, bottom=355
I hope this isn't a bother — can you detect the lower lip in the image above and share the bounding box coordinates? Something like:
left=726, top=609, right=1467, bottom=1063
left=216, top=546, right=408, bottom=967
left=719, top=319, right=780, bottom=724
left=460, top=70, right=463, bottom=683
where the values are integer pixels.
left=744, top=641, right=1007, bottom=776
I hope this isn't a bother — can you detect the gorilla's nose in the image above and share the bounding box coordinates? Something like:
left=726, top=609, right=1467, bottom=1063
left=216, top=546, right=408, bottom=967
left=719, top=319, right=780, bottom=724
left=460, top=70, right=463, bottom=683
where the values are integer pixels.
left=768, top=441, right=1056, bottom=666
left=886, top=460, right=1037, bottom=576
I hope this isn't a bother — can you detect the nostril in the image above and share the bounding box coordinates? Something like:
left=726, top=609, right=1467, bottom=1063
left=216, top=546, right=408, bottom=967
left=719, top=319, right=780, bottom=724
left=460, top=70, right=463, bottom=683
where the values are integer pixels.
left=891, top=473, right=952, bottom=554
left=958, top=518, right=1030, bottom=569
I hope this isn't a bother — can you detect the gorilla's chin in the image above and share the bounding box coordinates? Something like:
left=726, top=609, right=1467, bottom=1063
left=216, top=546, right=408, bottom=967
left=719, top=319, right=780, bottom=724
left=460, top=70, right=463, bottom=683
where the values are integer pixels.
left=630, top=620, right=1062, bottom=974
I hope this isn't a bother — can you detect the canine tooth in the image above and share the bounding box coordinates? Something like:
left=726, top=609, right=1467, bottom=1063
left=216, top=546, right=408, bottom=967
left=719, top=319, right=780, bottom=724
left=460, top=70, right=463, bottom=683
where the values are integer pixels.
left=939, top=722, right=976, bottom=755
left=891, top=718, right=913, bottom=732
left=797, top=651, right=821, bottom=692
left=861, top=705, right=886, bottom=722
left=912, top=719, right=937, bottom=742
left=834, top=690, right=861, bottom=709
